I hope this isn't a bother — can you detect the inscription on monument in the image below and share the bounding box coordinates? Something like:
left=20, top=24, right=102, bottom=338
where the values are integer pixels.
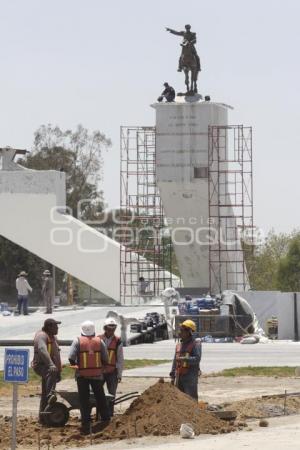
left=167, top=113, right=198, bottom=129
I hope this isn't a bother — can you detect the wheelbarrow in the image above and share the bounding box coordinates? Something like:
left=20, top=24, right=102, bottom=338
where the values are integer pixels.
left=43, top=390, right=140, bottom=427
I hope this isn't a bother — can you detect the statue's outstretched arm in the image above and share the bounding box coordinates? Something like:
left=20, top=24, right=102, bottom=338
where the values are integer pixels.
left=166, top=27, right=184, bottom=36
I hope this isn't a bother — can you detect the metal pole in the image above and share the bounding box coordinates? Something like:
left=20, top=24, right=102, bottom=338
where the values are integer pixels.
left=284, top=389, right=287, bottom=415
left=11, top=383, right=18, bottom=450
left=294, top=293, right=299, bottom=342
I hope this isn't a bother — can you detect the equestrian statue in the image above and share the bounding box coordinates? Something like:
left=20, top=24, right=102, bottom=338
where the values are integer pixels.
left=166, top=24, right=201, bottom=95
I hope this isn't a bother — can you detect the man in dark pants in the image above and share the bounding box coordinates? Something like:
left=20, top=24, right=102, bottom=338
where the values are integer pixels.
left=42, top=269, right=53, bottom=314
left=16, top=270, right=32, bottom=315
left=170, top=320, right=201, bottom=400
left=31, top=318, right=62, bottom=423
left=68, top=321, right=110, bottom=434
left=158, top=83, right=176, bottom=102
left=99, top=318, right=124, bottom=415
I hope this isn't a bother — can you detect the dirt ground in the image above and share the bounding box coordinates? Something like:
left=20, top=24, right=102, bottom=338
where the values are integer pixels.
left=1, top=375, right=300, bottom=415
left=1, top=375, right=300, bottom=450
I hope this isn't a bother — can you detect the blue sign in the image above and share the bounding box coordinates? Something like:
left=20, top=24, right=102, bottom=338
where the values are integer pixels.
left=4, top=348, right=29, bottom=383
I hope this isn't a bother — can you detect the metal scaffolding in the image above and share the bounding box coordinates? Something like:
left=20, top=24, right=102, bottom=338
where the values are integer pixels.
left=208, top=125, right=254, bottom=293
left=120, top=126, right=173, bottom=304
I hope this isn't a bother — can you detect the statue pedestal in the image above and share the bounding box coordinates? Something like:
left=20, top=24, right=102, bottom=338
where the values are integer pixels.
left=151, top=98, right=236, bottom=293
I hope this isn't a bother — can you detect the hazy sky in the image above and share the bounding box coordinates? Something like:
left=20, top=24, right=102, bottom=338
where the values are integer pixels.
left=0, top=0, right=299, bottom=235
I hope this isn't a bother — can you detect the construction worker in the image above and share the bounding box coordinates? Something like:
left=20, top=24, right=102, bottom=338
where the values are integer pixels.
left=68, top=321, right=110, bottom=434
left=42, top=269, right=53, bottom=314
left=170, top=319, right=201, bottom=401
left=157, top=82, right=176, bottom=102
left=16, top=270, right=32, bottom=315
left=100, top=318, right=124, bottom=414
left=31, top=318, right=62, bottom=424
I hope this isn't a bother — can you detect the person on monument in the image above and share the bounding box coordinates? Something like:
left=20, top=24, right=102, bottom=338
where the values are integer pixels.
left=169, top=319, right=201, bottom=401
left=166, top=24, right=201, bottom=72
left=68, top=320, right=110, bottom=434
left=31, top=318, right=62, bottom=424
left=157, top=82, right=175, bottom=103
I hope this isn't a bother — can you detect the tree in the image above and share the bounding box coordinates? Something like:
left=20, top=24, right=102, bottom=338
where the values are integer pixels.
left=277, top=237, right=300, bottom=292
left=249, top=230, right=291, bottom=290
left=0, top=236, right=48, bottom=303
left=21, top=124, right=111, bottom=219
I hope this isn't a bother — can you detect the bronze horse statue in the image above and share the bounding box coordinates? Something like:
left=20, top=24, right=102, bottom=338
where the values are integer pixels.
left=180, top=41, right=199, bottom=94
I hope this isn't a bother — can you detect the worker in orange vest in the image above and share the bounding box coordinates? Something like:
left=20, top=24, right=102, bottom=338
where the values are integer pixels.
left=100, top=317, right=124, bottom=414
left=169, top=319, right=201, bottom=400
left=32, top=318, right=62, bottom=424
left=68, top=320, right=110, bottom=434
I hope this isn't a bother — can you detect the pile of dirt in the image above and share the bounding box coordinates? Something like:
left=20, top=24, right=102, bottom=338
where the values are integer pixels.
left=92, top=380, right=233, bottom=442
left=0, top=381, right=233, bottom=449
left=224, top=396, right=300, bottom=420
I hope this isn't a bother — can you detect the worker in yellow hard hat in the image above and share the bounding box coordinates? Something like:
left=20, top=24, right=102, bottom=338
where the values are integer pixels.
left=169, top=319, right=201, bottom=400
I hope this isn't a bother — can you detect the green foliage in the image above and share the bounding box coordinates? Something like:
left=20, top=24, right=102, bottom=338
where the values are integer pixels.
left=277, top=236, right=300, bottom=292
left=211, top=366, right=296, bottom=377
left=249, top=230, right=291, bottom=290
left=0, top=236, right=45, bottom=296
left=21, top=124, right=111, bottom=219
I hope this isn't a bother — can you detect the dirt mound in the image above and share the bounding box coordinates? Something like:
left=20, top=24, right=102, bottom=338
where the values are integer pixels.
left=0, top=382, right=232, bottom=449
left=93, top=381, right=232, bottom=441
left=224, top=395, right=300, bottom=420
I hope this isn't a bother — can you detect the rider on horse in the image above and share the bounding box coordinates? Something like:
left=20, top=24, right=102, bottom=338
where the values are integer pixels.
left=166, top=24, right=201, bottom=72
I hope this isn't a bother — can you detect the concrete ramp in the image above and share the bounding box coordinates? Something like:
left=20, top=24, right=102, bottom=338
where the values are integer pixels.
left=0, top=148, right=178, bottom=302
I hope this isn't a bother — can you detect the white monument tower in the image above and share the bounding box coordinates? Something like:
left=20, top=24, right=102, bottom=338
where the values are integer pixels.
left=150, top=25, right=253, bottom=294
left=119, top=26, right=253, bottom=300
left=152, top=97, right=253, bottom=294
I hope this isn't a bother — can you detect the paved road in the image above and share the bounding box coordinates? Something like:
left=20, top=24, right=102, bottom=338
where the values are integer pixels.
left=1, top=307, right=300, bottom=373
left=0, top=305, right=164, bottom=370
left=122, top=339, right=300, bottom=376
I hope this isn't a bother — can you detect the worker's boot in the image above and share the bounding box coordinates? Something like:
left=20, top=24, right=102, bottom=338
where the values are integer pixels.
left=38, top=414, right=47, bottom=425
left=47, top=393, right=57, bottom=406
left=80, top=423, right=91, bottom=435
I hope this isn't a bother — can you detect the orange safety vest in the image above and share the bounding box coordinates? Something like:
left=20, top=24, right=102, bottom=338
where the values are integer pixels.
left=33, top=331, right=61, bottom=371
left=78, top=336, right=103, bottom=377
left=175, top=340, right=195, bottom=376
left=100, top=334, right=120, bottom=373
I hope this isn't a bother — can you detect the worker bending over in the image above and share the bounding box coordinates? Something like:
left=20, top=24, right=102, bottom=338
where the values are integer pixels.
left=170, top=319, right=201, bottom=400
left=31, top=318, right=62, bottom=424
left=68, top=321, right=110, bottom=434
left=100, top=318, right=124, bottom=415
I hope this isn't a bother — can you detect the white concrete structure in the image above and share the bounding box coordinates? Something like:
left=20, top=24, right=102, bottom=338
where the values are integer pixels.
left=152, top=97, right=245, bottom=292
left=240, top=290, right=300, bottom=340
left=0, top=148, right=178, bottom=303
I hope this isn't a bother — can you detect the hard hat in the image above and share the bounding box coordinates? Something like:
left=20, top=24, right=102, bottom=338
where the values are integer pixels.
left=81, top=320, right=95, bottom=336
left=104, top=317, right=117, bottom=327
left=180, top=319, right=196, bottom=332
left=43, top=270, right=51, bottom=276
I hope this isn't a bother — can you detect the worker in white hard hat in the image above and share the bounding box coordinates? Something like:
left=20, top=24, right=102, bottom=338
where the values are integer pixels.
left=169, top=319, right=202, bottom=401
left=68, top=321, right=110, bottom=434
left=99, top=317, right=124, bottom=415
